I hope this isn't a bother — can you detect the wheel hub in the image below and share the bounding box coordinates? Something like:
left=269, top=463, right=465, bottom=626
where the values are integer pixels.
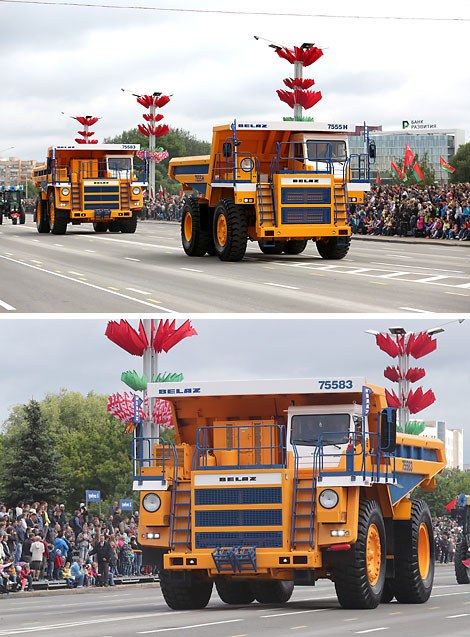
left=418, top=522, right=430, bottom=579
left=217, top=215, right=227, bottom=247
left=184, top=211, right=193, bottom=242
left=366, top=523, right=381, bottom=586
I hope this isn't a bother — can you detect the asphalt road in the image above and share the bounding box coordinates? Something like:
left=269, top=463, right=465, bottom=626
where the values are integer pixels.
left=1, top=217, right=469, bottom=313
left=1, top=566, right=468, bottom=637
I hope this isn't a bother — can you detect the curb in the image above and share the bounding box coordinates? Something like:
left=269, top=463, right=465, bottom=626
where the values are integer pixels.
left=352, top=235, right=470, bottom=248
left=4, top=581, right=160, bottom=598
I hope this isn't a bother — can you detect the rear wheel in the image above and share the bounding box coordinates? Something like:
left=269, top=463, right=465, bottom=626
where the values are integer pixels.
left=251, top=580, right=294, bottom=604
left=455, top=539, right=470, bottom=584
left=284, top=239, right=308, bottom=255
left=121, top=213, right=138, bottom=233
left=258, top=240, right=286, bottom=255
left=215, top=580, right=255, bottom=605
left=49, top=195, right=67, bottom=235
left=316, top=236, right=350, bottom=259
left=181, top=198, right=210, bottom=256
left=213, top=198, right=247, bottom=261
left=93, top=222, right=108, bottom=233
left=108, top=220, right=121, bottom=233
left=393, top=499, right=434, bottom=603
left=36, top=197, right=50, bottom=233
left=159, top=570, right=213, bottom=610
left=333, top=499, right=386, bottom=609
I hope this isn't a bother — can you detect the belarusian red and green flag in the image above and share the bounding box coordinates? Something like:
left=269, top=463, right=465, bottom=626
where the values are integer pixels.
left=412, top=161, right=424, bottom=182
left=404, top=144, right=415, bottom=167
left=440, top=156, right=455, bottom=173
left=375, top=169, right=381, bottom=185
left=391, top=162, right=407, bottom=181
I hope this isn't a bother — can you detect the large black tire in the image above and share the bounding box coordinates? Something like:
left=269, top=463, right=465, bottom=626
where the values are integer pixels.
left=93, top=222, right=108, bottom=233
left=251, top=580, right=294, bottom=604
left=284, top=239, right=308, bottom=255
left=121, top=213, right=138, bottom=233
left=12, top=217, right=17, bottom=225
left=316, top=237, right=350, bottom=259
left=0, top=210, right=2, bottom=225
left=36, top=197, right=50, bottom=233
left=181, top=198, right=210, bottom=256
left=455, top=539, right=470, bottom=584
left=258, top=240, right=286, bottom=255
left=213, top=198, right=248, bottom=262
left=108, top=220, right=121, bottom=233
left=159, top=570, right=213, bottom=610
left=333, top=499, right=386, bottom=609
left=19, top=212, right=26, bottom=224
left=49, top=194, right=67, bottom=235
left=393, top=499, right=434, bottom=603
left=215, top=579, right=256, bottom=605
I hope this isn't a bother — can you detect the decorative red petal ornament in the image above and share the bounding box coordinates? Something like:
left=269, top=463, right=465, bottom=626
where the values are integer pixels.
left=384, top=366, right=401, bottom=382
left=105, top=320, right=148, bottom=356
left=275, top=46, right=323, bottom=67
left=77, top=131, right=95, bottom=137
left=406, top=387, right=436, bottom=414
left=143, top=113, right=164, bottom=122
left=376, top=333, right=400, bottom=358
left=405, top=367, right=426, bottom=383
left=75, top=116, right=99, bottom=126
left=283, top=77, right=316, bottom=90
left=385, top=388, right=401, bottom=409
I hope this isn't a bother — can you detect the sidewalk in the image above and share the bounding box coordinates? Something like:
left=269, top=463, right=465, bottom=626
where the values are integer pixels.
left=352, top=234, right=470, bottom=248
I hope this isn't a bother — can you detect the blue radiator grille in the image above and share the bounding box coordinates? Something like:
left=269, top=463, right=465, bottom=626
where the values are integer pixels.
left=195, top=531, right=283, bottom=549
left=195, top=487, right=282, bottom=506
left=84, top=186, right=120, bottom=194
left=83, top=203, right=120, bottom=210
left=281, top=207, right=330, bottom=224
left=195, top=509, right=282, bottom=527
left=281, top=188, right=330, bottom=204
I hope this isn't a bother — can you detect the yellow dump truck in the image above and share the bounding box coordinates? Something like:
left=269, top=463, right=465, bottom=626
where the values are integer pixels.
left=169, top=120, right=373, bottom=261
left=134, top=376, right=445, bottom=610
left=32, top=144, right=145, bottom=234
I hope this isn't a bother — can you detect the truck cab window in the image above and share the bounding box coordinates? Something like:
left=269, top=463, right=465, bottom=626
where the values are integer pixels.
left=307, top=140, right=346, bottom=162
left=107, top=156, right=133, bottom=178
left=291, top=413, right=350, bottom=446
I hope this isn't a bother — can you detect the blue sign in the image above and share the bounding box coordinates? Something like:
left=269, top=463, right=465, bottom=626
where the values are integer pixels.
left=362, top=386, right=373, bottom=417
left=133, top=394, right=143, bottom=425
left=86, top=490, right=101, bottom=502
left=120, top=499, right=133, bottom=511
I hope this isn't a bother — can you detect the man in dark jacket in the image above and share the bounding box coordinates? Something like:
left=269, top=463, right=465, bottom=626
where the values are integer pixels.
left=91, top=536, right=113, bottom=586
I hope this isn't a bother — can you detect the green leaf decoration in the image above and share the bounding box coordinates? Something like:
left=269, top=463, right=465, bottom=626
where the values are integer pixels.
left=153, top=372, right=184, bottom=383
left=121, top=370, right=148, bottom=391
left=401, top=420, right=426, bottom=435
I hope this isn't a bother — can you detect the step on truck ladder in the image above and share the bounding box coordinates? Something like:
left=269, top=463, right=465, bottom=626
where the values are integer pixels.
left=168, top=452, right=192, bottom=550
left=333, top=182, right=349, bottom=225
left=257, top=182, right=276, bottom=227
left=291, top=443, right=317, bottom=550
left=71, top=183, right=81, bottom=211
left=120, top=182, right=130, bottom=210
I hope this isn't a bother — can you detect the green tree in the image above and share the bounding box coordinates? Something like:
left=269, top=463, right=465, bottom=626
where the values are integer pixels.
left=388, top=152, right=435, bottom=186
left=449, top=142, right=470, bottom=183
left=414, top=468, right=470, bottom=517
left=1, top=399, right=65, bottom=506
left=104, top=127, right=211, bottom=194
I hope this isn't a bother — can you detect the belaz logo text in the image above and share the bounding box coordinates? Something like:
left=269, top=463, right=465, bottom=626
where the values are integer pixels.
left=219, top=476, right=257, bottom=482
left=238, top=123, right=267, bottom=128
left=158, top=387, right=201, bottom=395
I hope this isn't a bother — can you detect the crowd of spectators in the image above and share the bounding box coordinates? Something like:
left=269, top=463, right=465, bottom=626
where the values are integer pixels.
left=433, top=515, right=464, bottom=564
left=351, top=183, right=470, bottom=240
left=0, top=500, right=144, bottom=594
left=140, top=195, right=183, bottom=222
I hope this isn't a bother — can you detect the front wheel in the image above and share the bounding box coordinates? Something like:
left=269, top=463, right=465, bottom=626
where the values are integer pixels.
left=284, top=239, right=308, bottom=255
left=213, top=198, right=247, bottom=261
left=49, top=195, right=67, bottom=235
left=93, top=222, right=108, bottom=233
left=20, top=211, right=26, bottom=224
left=333, top=499, right=386, bottom=609
left=455, top=539, right=470, bottom=584
left=316, top=236, right=350, bottom=259
left=251, top=580, right=294, bottom=604
left=216, top=580, right=255, bottom=605
left=393, top=499, right=434, bottom=603
left=36, top=197, right=50, bottom=233
left=181, top=198, right=210, bottom=256
left=12, top=216, right=17, bottom=225
left=258, top=240, right=286, bottom=255
left=121, top=213, right=138, bottom=233
left=159, top=570, right=213, bottom=610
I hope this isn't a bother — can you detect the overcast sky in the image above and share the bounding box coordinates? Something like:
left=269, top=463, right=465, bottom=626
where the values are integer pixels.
left=1, top=0, right=469, bottom=160
left=0, top=317, right=468, bottom=461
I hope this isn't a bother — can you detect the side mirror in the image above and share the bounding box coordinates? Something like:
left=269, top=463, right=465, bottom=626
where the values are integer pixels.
left=222, top=142, right=233, bottom=159
left=46, top=157, right=52, bottom=174
left=379, top=408, right=396, bottom=453
left=369, top=141, right=376, bottom=160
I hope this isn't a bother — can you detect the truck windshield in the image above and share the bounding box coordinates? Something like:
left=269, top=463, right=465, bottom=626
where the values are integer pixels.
left=291, top=413, right=350, bottom=446
left=307, top=140, right=347, bottom=162
left=107, top=156, right=132, bottom=177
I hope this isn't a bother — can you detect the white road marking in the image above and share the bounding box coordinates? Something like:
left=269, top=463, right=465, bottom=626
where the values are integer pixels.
left=388, top=254, right=413, bottom=259
left=85, top=249, right=96, bottom=253
left=31, top=260, right=42, bottom=264
left=54, top=244, right=63, bottom=247
left=372, top=262, right=464, bottom=273
left=181, top=267, right=203, bottom=273
left=0, top=298, right=16, bottom=311
left=126, top=287, right=151, bottom=295
left=261, top=609, right=328, bottom=618
left=431, top=591, right=470, bottom=597
left=356, top=629, right=388, bottom=634
left=137, top=619, right=243, bottom=634
left=69, top=271, right=85, bottom=276
left=456, top=283, right=470, bottom=289
left=446, top=613, right=469, bottom=618
left=415, top=275, right=449, bottom=283
left=125, top=257, right=140, bottom=261
left=380, top=271, right=410, bottom=279
left=93, top=236, right=180, bottom=251
left=0, top=256, right=176, bottom=312
left=264, top=282, right=300, bottom=290
left=400, top=307, right=433, bottom=313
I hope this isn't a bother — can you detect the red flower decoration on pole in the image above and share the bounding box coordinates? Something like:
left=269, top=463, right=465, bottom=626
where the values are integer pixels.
left=273, top=45, right=323, bottom=118
left=73, top=115, right=99, bottom=144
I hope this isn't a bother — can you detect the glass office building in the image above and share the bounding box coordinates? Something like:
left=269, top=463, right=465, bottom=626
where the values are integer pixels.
left=348, top=128, right=465, bottom=184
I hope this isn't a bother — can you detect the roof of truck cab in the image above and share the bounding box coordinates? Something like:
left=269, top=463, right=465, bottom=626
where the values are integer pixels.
left=49, top=144, right=140, bottom=152
left=148, top=377, right=370, bottom=399
left=213, top=121, right=364, bottom=133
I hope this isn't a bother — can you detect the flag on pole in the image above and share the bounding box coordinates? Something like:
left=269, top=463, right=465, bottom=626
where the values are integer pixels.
left=391, top=162, right=407, bottom=181
left=164, top=188, right=168, bottom=201
left=412, top=161, right=424, bottom=182
left=440, top=156, right=455, bottom=173
left=445, top=497, right=457, bottom=512
left=404, top=144, right=415, bottom=167
left=179, top=186, right=184, bottom=201
left=158, top=185, right=163, bottom=199
left=375, top=169, right=381, bottom=185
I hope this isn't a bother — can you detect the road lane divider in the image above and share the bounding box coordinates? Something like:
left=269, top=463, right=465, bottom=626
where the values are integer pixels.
left=137, top=619, right=244, bottom=634
left=0, top=299, right=16, bottom=311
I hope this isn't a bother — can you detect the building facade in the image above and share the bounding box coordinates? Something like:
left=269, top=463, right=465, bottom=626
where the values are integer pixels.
left=348, top=127, right=465, bottom=185
left=0, top=157, right=39, bottom=188
left=422, top=420, right=464, bottom=470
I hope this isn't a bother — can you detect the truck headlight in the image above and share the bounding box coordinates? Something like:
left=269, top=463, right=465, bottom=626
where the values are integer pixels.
left=132, top=186, right=141, bottom=195
left=240, top=158, right=254, bottom=172
left=142, top=493, right=161, bottom=512
left=61, top=187, right=70, bottom=196
left=319, top=489, right=339, bottom=509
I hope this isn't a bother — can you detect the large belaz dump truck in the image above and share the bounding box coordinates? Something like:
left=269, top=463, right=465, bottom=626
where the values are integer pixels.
left=169, top=121, right=374, bottom=261
left=134, top=376, right=445, bottom=610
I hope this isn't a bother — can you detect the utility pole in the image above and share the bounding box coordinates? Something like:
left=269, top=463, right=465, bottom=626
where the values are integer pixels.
left=142, top=319, right=159, bottom=439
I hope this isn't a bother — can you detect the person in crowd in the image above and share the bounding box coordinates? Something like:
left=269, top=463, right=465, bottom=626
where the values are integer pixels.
left=70, top=558, right=87, bottom=587
left=62, top=561, right=74, bottom=588
left=90, top=535, right=113, bottom=587
left=30, top=535, right=45, bottom=581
